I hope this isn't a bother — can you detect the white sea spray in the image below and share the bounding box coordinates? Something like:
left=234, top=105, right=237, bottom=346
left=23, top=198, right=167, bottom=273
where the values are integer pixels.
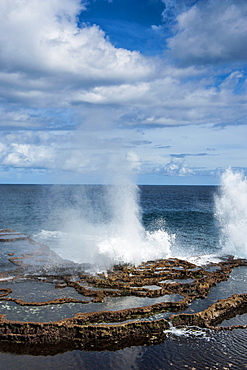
left=215, top=168, right=247, bottom=258
left=36, top=154, right=174, bottom=269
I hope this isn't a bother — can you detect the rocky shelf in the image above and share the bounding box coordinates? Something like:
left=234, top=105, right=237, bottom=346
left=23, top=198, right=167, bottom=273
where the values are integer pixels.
left=0, top=229, right=246, bottom=355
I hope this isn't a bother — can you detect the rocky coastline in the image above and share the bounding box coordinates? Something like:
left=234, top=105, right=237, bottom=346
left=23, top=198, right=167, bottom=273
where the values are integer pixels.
left=0, top=229, right=246, bottom=355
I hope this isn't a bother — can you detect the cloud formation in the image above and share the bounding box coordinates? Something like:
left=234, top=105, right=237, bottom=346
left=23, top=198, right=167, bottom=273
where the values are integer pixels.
left=0, top=0, right=153, bottom=104
left=168, top=0, right=247, bottom=65
left=0, top=0, right=246, bottom=184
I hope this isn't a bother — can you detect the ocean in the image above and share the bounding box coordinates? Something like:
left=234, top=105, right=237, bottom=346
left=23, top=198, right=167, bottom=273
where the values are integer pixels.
left=0, top=169, right=246, bottom=369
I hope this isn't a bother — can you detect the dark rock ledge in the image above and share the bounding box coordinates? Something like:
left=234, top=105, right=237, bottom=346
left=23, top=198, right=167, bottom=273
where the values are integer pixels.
left=0, top=293, right=246, bottom=355
left=170, top=293, right=247, bottom=330
left=0, top=229, right=246, bottom=354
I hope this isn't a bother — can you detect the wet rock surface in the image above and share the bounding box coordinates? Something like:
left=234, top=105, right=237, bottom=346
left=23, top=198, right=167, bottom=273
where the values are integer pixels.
left=0, top=229, right=246, bottom=355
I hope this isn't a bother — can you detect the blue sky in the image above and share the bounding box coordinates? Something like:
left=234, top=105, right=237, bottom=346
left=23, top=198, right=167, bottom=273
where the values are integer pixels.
left=0, top=0, right=246, bottom=184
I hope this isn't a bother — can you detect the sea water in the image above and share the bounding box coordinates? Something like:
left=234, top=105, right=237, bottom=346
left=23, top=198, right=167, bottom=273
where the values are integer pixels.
left=0, top=184, right=219, bottom=268
left=0, top=169, right=246, bottom=369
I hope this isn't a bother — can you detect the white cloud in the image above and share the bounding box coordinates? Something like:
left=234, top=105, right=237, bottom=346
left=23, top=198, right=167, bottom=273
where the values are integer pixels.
left=0, top=131, right=58, bottom=169
left=168, top=0, right=247, bottom=65
left=0, top=0, right=245, bottom=131
left=0, top=122, right=246, bottom=183
left=219, top=71, right=243, bottom=90
left=2, top=141, right=55, bottom=169
left=0, top=0, right=153, bottom=83
left=0, top=107, right=41, bottom=129
left=0, top=130, right=141, bottom=175
left=75, top=82, right=150, bottom=105
left=0, top=0, right=246, bottom=183
left=162, top=158, right=194, bottom=176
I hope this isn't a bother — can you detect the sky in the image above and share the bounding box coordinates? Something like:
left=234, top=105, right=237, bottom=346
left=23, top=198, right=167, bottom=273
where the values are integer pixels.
left=0, top=0, right=246, bottom=185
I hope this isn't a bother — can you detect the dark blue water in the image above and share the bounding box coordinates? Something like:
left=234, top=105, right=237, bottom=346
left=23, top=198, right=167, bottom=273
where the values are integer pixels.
left=0, top=184, right=220, bottom=258
left=140, top=185, right=219, bottom=255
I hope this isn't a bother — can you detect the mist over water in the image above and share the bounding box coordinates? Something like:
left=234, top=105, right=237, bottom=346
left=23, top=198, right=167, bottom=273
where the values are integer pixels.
left=36, top=167, right=247, bottom=269
left=215, top=168, right=247, bottom=258
left=96, top=181, right=173, bottom=267
left=51, top=155, right=174, bottom=269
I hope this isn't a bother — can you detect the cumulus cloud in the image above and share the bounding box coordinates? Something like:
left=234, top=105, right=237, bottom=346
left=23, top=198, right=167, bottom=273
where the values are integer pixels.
left=0, top=0, right=246, bottom=131
left=149, top=158, right=194, bottom=177
left=0, top=0, right=246, bottom=183
left=0, top=131, right=58, bottom=169
left=163, top=158, right=194, bottom=176
left=0, top=0, right=154, bottom=109
left=168, top=0, right=247, bottom=65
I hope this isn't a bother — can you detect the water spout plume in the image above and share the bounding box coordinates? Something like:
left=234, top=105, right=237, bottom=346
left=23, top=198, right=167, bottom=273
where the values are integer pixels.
left=215, top=168, right=247, bottom=258
left=47, top=151, right=174, bottom=270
